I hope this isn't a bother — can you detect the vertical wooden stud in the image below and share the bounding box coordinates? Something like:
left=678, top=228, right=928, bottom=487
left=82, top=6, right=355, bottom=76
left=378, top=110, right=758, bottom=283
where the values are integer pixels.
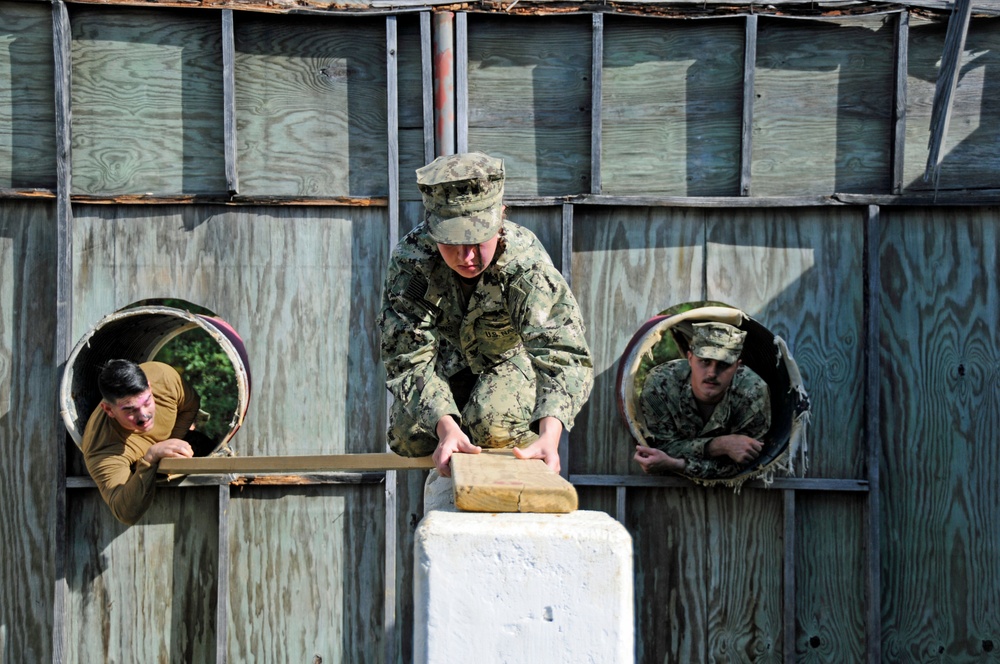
left=222, top=10, right=238, bottom=195
left=421, top=12, right=434, bottom=164
left=560, top=203, right=575, bottom=478
left=864, top=204, right=882, bottom=664
left=924, top=0, right=973, bottom=185
left=783, top=489, right=797, bottom=663
left=615, top=486, right=626, bottom=526
left=456, top=12, right=468, bottom=154
left=590, top=13, right=603, bottom=195
left=215, top=484, right=230, bottom=663
left=51, top=2, right=72, bottom=661
left=891, top=11, right=908, bottom=195
left=740, top=14, right=758, bottom=196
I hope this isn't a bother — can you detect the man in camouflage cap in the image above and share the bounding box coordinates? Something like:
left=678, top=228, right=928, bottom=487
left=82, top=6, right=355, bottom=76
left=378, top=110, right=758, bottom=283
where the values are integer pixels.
left=379, top=152, right=593, bottom=479
left=633, top=321, right=771, bottom=478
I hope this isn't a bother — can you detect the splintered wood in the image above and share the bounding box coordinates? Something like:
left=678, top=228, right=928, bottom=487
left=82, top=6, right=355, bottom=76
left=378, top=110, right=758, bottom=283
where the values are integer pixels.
left=449, top=450, right=578, bottom=514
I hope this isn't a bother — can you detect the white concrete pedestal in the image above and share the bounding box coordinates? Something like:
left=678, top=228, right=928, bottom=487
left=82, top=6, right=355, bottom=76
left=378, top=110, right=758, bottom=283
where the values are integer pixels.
left=413, top=510, right=634, bottom=663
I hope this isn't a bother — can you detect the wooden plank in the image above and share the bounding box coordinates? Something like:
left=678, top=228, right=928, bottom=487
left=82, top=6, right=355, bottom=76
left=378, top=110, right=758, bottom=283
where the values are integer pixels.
left=0, top=1, right=56, bottom=189
left=891, top=12, right=908, bottom=195
left=590, top=13, right=603, bottom=194
left=782, top=489, right=796, bottom=664
left=71, top=205, right=389, bottom=458
left=233, top=15, right=387, bottom=197
left=222, top=10, right=237, bottom=195
left=570, top=475, right=870, bottom=491
left=569, top=206, right=703, bottom=475
left=450, top=450, right=578, bottom=513
left=706, top=207, right=865, bottom=478
left=397, top=13, right=427, bottom=202
left=741, top=14, right=757, bottom=196
left=924, top=0, right=972, bottom=185
left=602, top=16, right=744, bottom=196
left=751, top=14, right=895, bottom=196
left=903, top=15, right=1000, bottom=191
left=879, top=207, right=1000, bottom=658
left=225, top=484, right=384, bottom=661
left=160, top=452, right=434, bottom=474
left=456, top=11, right=468, bottom=154
left=863, top=204, right=882, bottom=664
left=0, top=201, right=61, bottom=662
left=215, top=485, right=230, bottom=664
left=466, top=14, right=591, bottom=196
left=70, top=7, right=226, bottom=195
left=64, top=488, right=219, bottom=661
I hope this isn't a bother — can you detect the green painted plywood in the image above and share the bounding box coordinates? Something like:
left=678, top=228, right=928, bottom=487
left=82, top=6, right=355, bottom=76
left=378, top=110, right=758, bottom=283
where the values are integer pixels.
left=570, top=206, right=704, bottom=476
left=71, top=205, right=388, bottom=457
left=706, top=207, right=865, bottom=478
left=752, top=15, right=895, bottom=196
left=0, top=2, right=56, bottom=189
left=602, top=17, right=744, bottom=196
left=903, top=17, right=1000, bottom=192
left=234, top=15, right=387, bottom=198
left=64, top=488, right=219, bottom=662
left=0, top=201, right=58, bottom=663
left=467, top=16, right=591, bottom=197
left=70, top=7, right=225, bottom=195
left=227, top=485, right=385, bottom=662
left=879, top=206, right=1000, bottom=661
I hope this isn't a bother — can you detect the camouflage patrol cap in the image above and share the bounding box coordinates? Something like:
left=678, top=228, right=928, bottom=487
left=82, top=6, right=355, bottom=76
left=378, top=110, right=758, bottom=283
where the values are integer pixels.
left=690, top=322, right=746, bottom=365
left=416, top=152, right=504, bottom=245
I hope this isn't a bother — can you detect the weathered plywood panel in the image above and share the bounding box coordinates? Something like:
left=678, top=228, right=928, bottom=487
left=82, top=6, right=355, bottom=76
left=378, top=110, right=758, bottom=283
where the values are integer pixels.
left=752, top=15, right=895, bottom=196
left=71, top=205, right=388, bottom=456
left=706, top=207, right=865, bottom=478
left=391, top=468, right=426, bottom=664
left=70, top=7, right=226, bottom=195
left=795, top=494, right=866, bottom=662
left=398, top=15, right=426, bottom=203
left=227, top=485, right=384, bottom=662
left=506, top=205, right=562, bottom=273
left=234, top=15, right=387, bottom=197
left=0, top=2, right=56, bottom=189
left=627, top=487, right=709, bottom=663
left=0, top=201, right=58, bottom=662
left=706, top=489, right=784, bottom=662
left=879, top=207, right=1000, bottom=660
left=570, top=206, right=704, bottom=475
left=64, top=488, right=219, bottom=662
left=903, top=17, right=1000, bottom=191
left=602, top=16, right=744, bottom=196
left=467, top=15, right=591, bottom=197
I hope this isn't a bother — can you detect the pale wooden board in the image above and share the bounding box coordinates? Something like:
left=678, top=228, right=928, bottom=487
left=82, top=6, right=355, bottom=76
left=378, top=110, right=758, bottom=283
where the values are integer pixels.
left=0, top=2, right=56, bottom=188
left=70, top=7, right=226, bottom=195
left=160, top=453, right=433, bottom=475
left=450, top=450, right=578, bottom=513
left=751, top=15, right=895, bottom=196
left=602, top=16, right=745, bottom=196
left=233, top=15, right=387, bottom=197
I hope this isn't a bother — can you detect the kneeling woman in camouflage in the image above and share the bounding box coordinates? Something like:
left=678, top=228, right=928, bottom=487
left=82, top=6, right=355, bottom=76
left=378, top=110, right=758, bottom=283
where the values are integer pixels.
left=379, top=152, right=593, bottom=477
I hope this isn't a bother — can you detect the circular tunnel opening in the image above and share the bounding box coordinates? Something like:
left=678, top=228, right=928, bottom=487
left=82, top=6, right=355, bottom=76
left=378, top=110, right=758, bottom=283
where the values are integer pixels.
left=60, top=300, right=251, bottom=454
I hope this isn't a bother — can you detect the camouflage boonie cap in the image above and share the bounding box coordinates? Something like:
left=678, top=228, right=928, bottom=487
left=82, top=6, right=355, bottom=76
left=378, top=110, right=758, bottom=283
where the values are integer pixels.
left=416, top=152, right=504, bottom=245
left=690, top=322, right=746, bottom=364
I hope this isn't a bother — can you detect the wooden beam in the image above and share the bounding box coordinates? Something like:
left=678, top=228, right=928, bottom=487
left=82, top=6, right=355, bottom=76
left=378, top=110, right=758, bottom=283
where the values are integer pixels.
left=158, top=453, right=435, bottom=474
left=740, top=13, right=757, bottom=196
left=222, top=10, right=238, bottom=195
left=924, top=0, right=973, bottom=186
left=451, top=450, right=578, bottom=513
left=590, top=13, right=603, bottom=194
left=864, top=204, right=883, bottom=664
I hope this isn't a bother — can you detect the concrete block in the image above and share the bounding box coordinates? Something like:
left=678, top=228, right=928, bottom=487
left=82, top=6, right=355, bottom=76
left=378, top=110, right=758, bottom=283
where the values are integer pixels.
left=413, top=510, right=634, bottom=663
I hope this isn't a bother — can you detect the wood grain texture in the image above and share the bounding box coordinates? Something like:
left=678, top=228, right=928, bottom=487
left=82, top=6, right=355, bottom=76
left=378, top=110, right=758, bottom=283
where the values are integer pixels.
left=397, top=15, right=425, bottom=203
left=70, top=7, right=226, bottom=195
left=706, top=489, right=784, bottom=662
left=450, top=450, right=578, bottom=513
left=159, top=452, right=433, bottom=474
left=569, top=206, right=704, bottom=476
left=751, top=15, right=895, bottom=196
left=0, top=2, right=56, bottom=189
left=505, top=205, right=563, bottom=273
left=706, top=207, right=865, bottom=478
left=63, top=488, right=219, bottom=662
left=234, top=15, right=387, bottom=198
left=903, top=16, right=1000, bottom=191
left=627, top=486, right=709, bottom=663
left=70, top=205, right=389, bottom=457
left=466, top=15, right=592, bottom=197
left=0, top=201, right=59, bottom=662
left=879, top=207, right=1000, bottom=661
left=601, top=16, right=745, bottom=196
left=226, top=484, right=384, bottom=662
left=794, top=494, right=866, bottom=663
left=390, top=467, right=427, bottom=664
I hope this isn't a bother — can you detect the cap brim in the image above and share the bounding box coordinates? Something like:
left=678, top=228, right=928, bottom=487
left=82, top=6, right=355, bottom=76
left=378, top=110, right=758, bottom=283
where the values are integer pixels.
left=427, top=205, right=502, bottom=245
left=693, top=347, right=741, bottom=364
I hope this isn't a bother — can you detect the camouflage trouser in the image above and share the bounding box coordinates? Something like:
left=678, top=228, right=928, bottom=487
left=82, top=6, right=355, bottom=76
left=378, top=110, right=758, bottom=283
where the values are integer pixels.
left=388, top=352, right=538, bottom=457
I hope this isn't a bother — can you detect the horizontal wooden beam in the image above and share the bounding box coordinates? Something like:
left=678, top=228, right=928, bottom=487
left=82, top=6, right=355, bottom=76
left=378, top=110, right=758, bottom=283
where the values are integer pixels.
left=570, top=474, right=870, bottom=492
left=158, top=453, right=434, bottom=475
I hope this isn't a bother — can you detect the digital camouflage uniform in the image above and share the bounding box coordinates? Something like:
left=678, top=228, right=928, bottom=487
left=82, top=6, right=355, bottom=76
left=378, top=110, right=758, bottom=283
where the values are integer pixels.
left=379, top=153, right=593, bottom=457
left=639, top=322, right=771, bottom=479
